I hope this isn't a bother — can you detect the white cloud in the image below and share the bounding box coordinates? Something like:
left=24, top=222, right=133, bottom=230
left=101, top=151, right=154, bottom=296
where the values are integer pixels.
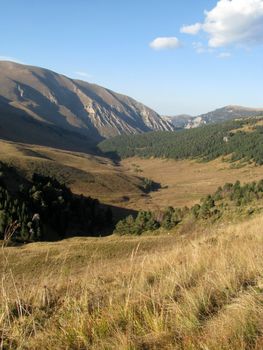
left=149, top=37, right=182, bottom=50
left=180, top=23, right=202, bottom=35
left=181, top=0, right=263, bottom=48
left=218, top=52, right=232, bottom=58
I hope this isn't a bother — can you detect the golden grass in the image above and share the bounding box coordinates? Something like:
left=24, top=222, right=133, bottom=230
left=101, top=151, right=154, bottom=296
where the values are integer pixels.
left=0, top=139, right=143, bottom=207
left=121, top=157, right=263, bottom=210
left=2, top=215, right=263, bottom=349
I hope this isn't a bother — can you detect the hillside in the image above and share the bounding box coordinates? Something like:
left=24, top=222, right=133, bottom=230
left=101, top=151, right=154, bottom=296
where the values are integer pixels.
left=99, top=117, right=263, bottom=165
left=0, top=97, right=99, bottom=153
left=2, top=214, right=263, bottom=349
left=166, top=105, right=263, bottom=129
left=198, top=105, right=263, bottom=125
left=0, top=139, right=150, bottom=214
left=0, top=162, right=114, bottom=241
left=0, top=61, right=173, bottom=152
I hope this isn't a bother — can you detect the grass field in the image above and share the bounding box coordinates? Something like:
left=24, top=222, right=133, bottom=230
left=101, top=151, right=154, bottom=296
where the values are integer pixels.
left=121, top=157, right=263, bottom=209
left=2, top=215, right=263, bottom=349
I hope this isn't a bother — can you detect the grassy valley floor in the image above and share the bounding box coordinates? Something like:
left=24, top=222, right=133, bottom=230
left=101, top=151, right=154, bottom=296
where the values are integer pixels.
left=121, top=157, right=263, bottom=210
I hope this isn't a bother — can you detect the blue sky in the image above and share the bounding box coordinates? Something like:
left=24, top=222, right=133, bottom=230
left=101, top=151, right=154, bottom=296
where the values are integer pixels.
left=0, top=0, right=263, bottom=115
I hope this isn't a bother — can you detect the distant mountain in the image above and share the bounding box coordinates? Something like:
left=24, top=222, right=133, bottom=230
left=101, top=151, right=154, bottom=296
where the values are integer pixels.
left=192, top=105, right=263, bottom=128
left=0, top=61, right=173, bottom=151
left=165, top=106, right=263, bottom=129
left=163, top=114, right=193, bottom=129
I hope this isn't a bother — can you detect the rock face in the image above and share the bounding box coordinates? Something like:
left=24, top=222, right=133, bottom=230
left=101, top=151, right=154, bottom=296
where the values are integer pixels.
left=162, top=114, right=193, bottom=129
left=0, top=61, right=173, bottom=149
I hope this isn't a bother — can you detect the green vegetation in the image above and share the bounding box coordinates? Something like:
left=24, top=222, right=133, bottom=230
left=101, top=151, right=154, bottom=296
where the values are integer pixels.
left=114, top=178, right=263, bottom=235
left=115, top=211, right=160, bottom=235
left=0, top=162, right=112, bottom=242
left=99, top=117, right=263, bottom=164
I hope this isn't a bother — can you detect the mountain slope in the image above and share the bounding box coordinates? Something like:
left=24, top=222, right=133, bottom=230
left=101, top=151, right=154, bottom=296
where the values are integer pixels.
left=0, top=61, right=173, bottom=151
left=190, top=105, right=263, bottom=128
left=0, top=96, right=99, bottom=153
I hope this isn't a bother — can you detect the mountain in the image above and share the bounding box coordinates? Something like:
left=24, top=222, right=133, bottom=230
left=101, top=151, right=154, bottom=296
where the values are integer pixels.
left=0, top=61, right=173, bottom=151
left=166, top=106, right=263, bottom=129
left=162, top=114, right=193, bottom=129
left=190, top=105, right=263, bottom=128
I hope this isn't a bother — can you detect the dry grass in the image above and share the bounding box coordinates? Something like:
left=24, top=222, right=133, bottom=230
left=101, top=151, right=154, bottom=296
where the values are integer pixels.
left=1, top=215, right=263, bottom=349
left=0, top=139, right=144, bottom=206
left=121, top=157, right=263, bottom=210
left=231, top=119, right=263, bottom=134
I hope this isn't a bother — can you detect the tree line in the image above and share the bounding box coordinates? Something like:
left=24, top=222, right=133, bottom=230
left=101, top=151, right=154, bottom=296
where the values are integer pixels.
left=114, top=178, right=263, bottom=235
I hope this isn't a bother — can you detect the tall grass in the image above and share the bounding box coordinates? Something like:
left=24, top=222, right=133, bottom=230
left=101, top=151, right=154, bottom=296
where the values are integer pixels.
left=1, top=216, right=263, bottom=349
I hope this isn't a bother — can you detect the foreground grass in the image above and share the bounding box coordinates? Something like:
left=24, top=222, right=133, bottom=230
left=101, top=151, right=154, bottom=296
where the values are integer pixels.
left=1, top=217, right=263, bottom=349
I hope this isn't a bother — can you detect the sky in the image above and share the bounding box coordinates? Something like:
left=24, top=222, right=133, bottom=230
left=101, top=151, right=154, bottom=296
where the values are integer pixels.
left=0, top=0, right=263, bottom=115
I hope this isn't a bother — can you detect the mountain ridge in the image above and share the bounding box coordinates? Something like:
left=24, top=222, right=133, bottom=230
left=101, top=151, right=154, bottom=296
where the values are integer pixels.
left=166, top=105, right=263, bottom=129
left=0, top=61, right=173, bottom=152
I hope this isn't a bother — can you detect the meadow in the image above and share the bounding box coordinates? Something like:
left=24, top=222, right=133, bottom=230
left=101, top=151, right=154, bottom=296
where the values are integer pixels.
left=121, top=157, right=263, bottom=209
left=1, top=215, right=263, bottom=349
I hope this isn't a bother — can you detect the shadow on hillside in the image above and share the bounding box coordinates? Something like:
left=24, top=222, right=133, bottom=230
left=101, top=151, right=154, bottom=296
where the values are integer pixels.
left=0, top=162, right=139, bottom=244
left=48, top=203, right=138, bottom=241
left=81, top=204, right=138, bottom=238
left=101, top=151, right=121, bottom=162
left=0, top=96, right=101, bottom=155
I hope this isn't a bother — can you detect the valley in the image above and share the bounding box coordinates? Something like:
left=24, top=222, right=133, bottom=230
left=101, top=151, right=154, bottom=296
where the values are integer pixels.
left=1, top=62, right=263, bottom=350
left=2, top=0, right=263, bottom=347
left=1, top=138, right=263, bottom=214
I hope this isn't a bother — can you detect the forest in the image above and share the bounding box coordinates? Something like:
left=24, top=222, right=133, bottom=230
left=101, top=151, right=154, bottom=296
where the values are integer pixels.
left=99, top=117, right=263, bottom=165
left=0, top=162, right=112, bottom=242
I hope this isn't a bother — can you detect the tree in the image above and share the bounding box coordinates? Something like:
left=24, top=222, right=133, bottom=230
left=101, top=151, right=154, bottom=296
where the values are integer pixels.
left=0, top=210, right=8, bottom=238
